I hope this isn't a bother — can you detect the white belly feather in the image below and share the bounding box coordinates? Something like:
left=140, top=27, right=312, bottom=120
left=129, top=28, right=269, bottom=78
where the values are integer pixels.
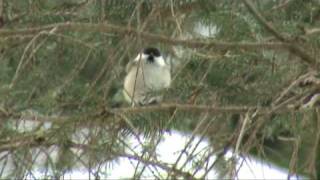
left=123, top=63, right=171, bottom=105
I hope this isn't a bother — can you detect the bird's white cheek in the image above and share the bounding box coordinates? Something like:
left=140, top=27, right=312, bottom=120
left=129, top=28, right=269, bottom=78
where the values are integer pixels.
left=155, top=56, right=166, bottom=67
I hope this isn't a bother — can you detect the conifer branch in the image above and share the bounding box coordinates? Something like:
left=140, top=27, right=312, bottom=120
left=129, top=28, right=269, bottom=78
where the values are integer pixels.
left=242, top=0, right=318, bottom=68
left=0, top=22, right=290, bottom=51
left=109, top=103, right=295, bottom=115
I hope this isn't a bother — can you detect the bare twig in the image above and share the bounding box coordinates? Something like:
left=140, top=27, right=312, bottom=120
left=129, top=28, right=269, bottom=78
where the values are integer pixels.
left=273, top=71, right=317, bottom=106
left=234, top=111, right=252, bottom=156
left=230, top=109, right=257, bottom=178
left=304, top=27, right=320, bottom=36
left=268, top=0, right=291, bottom=12
left=9, top=27, right=58, bottom=88
left=110, top=103, right=294, bottom=115
left=242, top=0, right=318, bottom=68
left=0, top=22, right=290, bottom=51
left=242, top=0, right=286, bottom=41
left=287, top=136, right=300, bottom=179
left=168, top=112, right=209, bottom=178
left=2, top=21, right=314, bottom=70
left=305, top=109, right=320, bottom=179
left=55, top=48, right=93, bottom=95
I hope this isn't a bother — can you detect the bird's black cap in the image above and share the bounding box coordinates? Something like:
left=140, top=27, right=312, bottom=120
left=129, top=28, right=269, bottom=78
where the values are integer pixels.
left=143, top=47, right=161, bottom=57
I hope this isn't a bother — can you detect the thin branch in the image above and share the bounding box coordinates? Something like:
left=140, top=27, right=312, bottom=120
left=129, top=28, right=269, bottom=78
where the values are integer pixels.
left=2, top=21, right=315, bottom=69
left=169, top=113, right=209, bottom=177
left=303, top=27, right=320, bottom=36
left=0, top=103, right=305, bottom=126
left=0, top=22, right=290, bottom=52
left=242, top=0, right=318, bottom=68
left=9, top=27, right=58, bottom=88
left=119, top=152, right=196, bottom=179
left=268, top=0, right=291, bottom=12
left=305, top=109, right=320, bottom=179
left=242, top=0, right=286, bottom=41
left=234, top=111, right=252, bottom=156
left=273, top=71, right=317, bottom=106
left=109, top=103, right=294, bottom=115
left=230, top=109, right=256, bottom=178
left=0, top=0, right=3, bottom=27
left=288, top=136, right=300, bottom=179
left=55, top=48, right=93, bottom=94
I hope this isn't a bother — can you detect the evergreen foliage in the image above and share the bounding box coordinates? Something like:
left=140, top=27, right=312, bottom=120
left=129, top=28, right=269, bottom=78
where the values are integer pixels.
left=0, top=0, right=320, bottom=178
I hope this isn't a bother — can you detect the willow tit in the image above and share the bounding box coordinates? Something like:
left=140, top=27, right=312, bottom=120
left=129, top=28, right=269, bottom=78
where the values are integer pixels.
left=123, top=47, right=171, bottom=106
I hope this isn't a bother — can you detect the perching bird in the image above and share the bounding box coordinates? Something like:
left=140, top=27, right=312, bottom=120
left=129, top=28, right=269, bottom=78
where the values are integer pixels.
left=123, top=47, right=171, bottom=106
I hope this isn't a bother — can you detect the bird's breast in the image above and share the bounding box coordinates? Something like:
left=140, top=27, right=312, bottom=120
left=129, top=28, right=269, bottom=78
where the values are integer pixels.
left=143, top=65, right=171, bottom=90
left=124, top=64, right=170, bottom=95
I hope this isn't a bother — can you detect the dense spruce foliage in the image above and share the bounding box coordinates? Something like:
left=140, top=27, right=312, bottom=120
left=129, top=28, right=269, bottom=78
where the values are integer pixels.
left=0, top=0, right=320, bottom=179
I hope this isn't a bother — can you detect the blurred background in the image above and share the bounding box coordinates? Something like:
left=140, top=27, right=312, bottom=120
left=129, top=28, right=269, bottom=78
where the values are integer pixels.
left=0, top=0, right=319, bottom=179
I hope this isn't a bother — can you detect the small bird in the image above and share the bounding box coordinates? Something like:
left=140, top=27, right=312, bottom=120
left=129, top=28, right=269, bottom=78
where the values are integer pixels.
left=123, top=47, right=171, bottom=106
